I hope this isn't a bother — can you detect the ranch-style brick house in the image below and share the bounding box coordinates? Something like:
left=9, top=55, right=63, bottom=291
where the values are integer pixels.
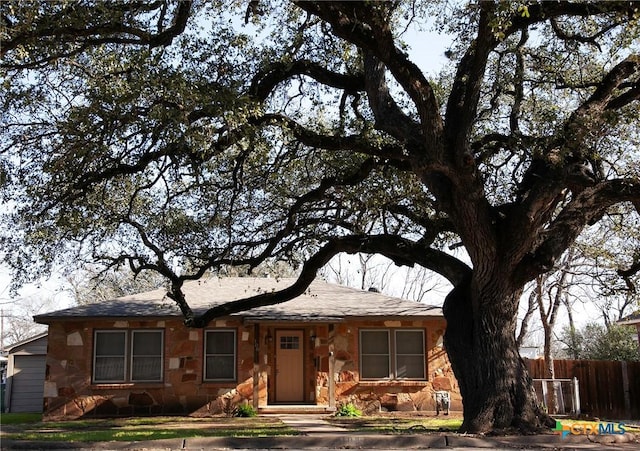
left=34, top=277, right=460, bottom=419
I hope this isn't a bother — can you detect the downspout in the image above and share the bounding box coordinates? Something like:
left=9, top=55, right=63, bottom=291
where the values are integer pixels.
left=253, top=324, right=260, bottom=410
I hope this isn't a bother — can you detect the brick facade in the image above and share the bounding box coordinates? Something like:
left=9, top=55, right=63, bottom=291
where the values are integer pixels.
left=42, top=317, right=460, bottom=419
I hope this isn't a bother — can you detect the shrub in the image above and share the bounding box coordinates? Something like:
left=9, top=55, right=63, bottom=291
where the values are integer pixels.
left=335, top=403, right=362, bottom=417
left=235, top=403, right=258, bottom=417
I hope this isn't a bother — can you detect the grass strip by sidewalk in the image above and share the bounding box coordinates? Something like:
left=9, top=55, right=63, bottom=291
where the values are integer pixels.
left=328, top=416, right=463, bottom=433
left=0, top=415, right=298, bottom=442
left=329, top=416, right=640, bottom=435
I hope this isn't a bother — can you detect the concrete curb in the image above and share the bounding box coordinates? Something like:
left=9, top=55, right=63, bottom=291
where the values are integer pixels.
left=2, top=433, right=638, bottom=450
left=2, top=413, right=637, bottom=450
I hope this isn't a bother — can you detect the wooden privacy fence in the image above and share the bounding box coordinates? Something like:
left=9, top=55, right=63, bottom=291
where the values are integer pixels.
left=524, top=358, right=640, bottom=420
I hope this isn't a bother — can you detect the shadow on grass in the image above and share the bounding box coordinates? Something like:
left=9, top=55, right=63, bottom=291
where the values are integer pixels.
left=0, top=416, right=299, bottom=442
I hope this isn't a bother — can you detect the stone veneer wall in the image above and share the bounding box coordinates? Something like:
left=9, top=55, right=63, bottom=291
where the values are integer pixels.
left=325, top=319, right=461, bottom=413
left=43, top=318, right=264, bottom=419
left=42, top=317, right=460, bottom=419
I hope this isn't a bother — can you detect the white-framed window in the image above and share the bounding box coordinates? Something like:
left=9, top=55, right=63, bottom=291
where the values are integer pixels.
left=93, top=330, right=163, bottom=383
left=130, top=330, right=164, bottom=382
left=359, top=329, right=426, bottom=380
left=94, top=331, right=126, bottom=382
left=395, top=330, right=426, bottom=379
left=360, top=330, right=391, bottom=379
left=204, top=329, right=237, bottom=381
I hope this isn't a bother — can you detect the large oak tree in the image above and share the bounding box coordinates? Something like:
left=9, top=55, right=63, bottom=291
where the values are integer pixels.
left=2, top=0, right=640, bottom=433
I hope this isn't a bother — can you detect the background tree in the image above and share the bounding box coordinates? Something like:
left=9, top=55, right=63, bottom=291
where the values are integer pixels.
left=2, top=1, right=640, bottom=433
left=559, top=322, right=640, bottom=361
left=0, top=295, right=52, bottom=346
left=66, top=266, right=166, bottom=305
left=399, top=265, right=449, bottom=303
left=320, top=253, right=447, bottom=301
left=575, top=206, right=640, bottom=326
left=530, top=249, right=576, bottom=414
left=321, top=253, right=395, bottom=292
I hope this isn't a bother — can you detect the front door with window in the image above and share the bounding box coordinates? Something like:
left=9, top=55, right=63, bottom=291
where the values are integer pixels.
left=275, top=330, right=304, bottom=402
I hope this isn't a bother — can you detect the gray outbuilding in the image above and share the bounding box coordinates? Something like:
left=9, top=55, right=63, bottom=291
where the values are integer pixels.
left=5, top=332, right=48, bottom=413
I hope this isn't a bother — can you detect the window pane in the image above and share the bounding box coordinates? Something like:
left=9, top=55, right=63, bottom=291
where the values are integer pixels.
left=361, top=355, right=390, bottom=379
left=361, top=331, right=389, bottom=354
left=205, top=330, right=236, bottom=380
left=131, top=331, right=162, bottom=381
left=95, top=332, right=125, bottom=356
left=132, top=356, right=162, bottom=381
left=94, top=332, right=125, bottom=382
left=280, top=336, right=300, bottom=349
left=360, top=330, right=390, bottom=379
left=95, top=356, right=125, bottom=381
left=396, top=331, right=424, bottom=354
left=206, top=356, right=235, bottom=380
left=133, top=331, right=162, bottom=355
left=206, top=331, right=235, bottom=354
left=396, top=355, right=425, bottom=379
left=395, top=331, right=425, bottom=379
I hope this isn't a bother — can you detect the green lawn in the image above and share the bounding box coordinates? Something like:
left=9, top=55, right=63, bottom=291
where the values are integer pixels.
left=6, top=413, right=636, bottom=442
left=0, top=415, right=298, bottom=442
left=0, top=413, right=43, bottom=425
left=0, top=413, right=463, bottom=441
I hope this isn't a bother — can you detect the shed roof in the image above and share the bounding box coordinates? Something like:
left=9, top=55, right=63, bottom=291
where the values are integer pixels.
left=4, top=332, right=48, bottom=353
left=35, top=277, right=442, bottom=323
left=618, top=311, right=640, bottom=325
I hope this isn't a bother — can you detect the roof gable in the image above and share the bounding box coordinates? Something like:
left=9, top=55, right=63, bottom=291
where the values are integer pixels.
left=35, top=277, right=443, bottom=323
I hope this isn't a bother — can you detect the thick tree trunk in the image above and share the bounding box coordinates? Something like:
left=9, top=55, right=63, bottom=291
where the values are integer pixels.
left=443, top=276, right=553, bottom=433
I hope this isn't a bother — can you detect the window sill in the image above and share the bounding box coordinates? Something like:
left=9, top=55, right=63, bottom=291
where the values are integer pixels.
left=91, top=383, right=165, bottom=389
left=353, top=380, right=429, bottom=386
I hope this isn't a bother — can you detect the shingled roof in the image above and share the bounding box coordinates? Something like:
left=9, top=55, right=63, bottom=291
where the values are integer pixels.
left=618, top=311, right=640, bottom=325
left=35, top=277, right=443, bottom=323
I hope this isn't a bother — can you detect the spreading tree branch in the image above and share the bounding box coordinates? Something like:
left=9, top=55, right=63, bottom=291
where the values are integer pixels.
left=1, top=1, right=193, bottom=66
left=184, top=234, right=470, bottom=327
left=516, top=179, right=640, bottom=284
left=294, top=1, right=443, bottom=149
left=249, top=59, right=366, bottom=102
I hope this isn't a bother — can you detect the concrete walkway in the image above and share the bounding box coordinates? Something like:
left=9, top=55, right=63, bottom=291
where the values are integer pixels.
left=2, top=414, right=638, bottom=450
left=273, top=413, right=348, bottom=434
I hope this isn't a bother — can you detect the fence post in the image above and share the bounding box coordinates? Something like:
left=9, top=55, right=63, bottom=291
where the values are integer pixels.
left=572, top=377, right=580, bottom=415
left=621, top=361, right=631, bottom=418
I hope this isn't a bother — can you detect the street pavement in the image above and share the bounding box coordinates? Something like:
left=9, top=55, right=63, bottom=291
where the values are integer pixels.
left=1, top=414, right=638, bottom=450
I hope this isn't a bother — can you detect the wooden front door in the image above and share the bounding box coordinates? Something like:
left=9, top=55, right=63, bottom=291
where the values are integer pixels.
left=275, top=330, right=304, bottom=402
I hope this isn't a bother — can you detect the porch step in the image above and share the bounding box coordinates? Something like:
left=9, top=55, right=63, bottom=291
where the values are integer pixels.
left=259, top=405, right=336, bottom=414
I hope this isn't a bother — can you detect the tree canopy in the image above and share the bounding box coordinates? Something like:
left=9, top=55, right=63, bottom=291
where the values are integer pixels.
left=2, top=0, right=640, bottom=433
